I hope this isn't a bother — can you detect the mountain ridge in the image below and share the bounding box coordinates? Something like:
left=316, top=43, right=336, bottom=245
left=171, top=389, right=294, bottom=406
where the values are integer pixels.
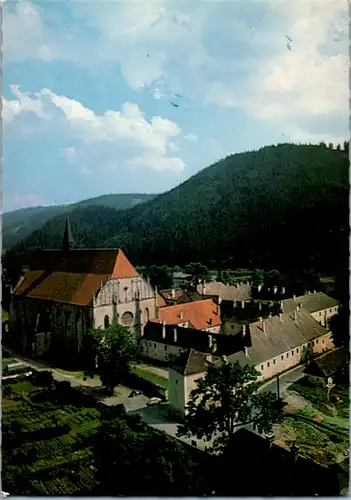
left=4, top=143, right=349, bottom=280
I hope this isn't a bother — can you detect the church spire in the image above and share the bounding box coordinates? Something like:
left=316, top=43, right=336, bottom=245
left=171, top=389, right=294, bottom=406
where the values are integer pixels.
left=62, top=216, right=74, bottom=252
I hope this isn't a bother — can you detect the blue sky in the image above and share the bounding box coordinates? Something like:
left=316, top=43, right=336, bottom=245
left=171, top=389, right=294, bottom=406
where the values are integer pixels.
left=3, top=0, right=349, bottom=212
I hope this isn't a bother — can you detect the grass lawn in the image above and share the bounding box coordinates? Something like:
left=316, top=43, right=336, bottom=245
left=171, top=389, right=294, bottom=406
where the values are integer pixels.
left=2, top=357, right=16, bottom=369
left=132, top=366, right=168, bottom=389
left=290, top=377, right=349, bottom=419
left=2, top=375, right=102, bottom=495
left=277, top=375, right=350, bottom=468
left=54, top=367, right=86, bottom=378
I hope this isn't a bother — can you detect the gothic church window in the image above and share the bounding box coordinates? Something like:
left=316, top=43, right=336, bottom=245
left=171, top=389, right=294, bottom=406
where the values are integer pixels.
left=104, top=315, right=110, bottom=329
left=121, top=312, right=133, bottom=326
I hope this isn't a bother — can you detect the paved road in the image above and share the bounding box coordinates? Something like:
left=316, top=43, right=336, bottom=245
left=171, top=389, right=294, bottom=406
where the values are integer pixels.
left=260, top=364, right=306, bottom=398
left=8, top=348, right=307, bottom=452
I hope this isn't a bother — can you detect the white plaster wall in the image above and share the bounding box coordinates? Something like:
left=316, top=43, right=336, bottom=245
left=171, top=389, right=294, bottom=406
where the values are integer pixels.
left=141, top=339, right=185, bottom=363
left=312, top=307, right=338, bottom=328
left=93, top=277, right=157, bottom=336
left=255, top=332, right=334, bottom=381
left=168, top=368, right=186, bottom=418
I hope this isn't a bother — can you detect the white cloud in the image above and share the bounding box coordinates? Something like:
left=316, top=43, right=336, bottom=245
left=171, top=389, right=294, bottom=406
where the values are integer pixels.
left=5, top=84, right=185, bottom=175
left=184, top=133, right=198, bottom=142
left=3, top=0, right=348, bottom=145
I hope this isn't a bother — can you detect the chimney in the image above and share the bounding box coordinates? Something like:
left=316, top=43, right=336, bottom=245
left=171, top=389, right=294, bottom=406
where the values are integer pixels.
left=292, top=310, right=298, bottom=323
left=171, top=289, right=175, bottom=299
left=258, top=301, right=262, bottom=311
left=173, top=327, right=177, bottom=343
left=313, top=289, right=317, bottom=294
left=241, top=301, right=245, bottom=309
left=154, top=286, right=159, bottom=319
left=293, top=294, right=296, bottom=300
left=179, top=310, right=184, bottom=320
left=221, top=355, right=228, bottom=364
left=208, top=334, right=213, bottom=350
left=162, top=321, right=166, bottom=339
left=261, top=319, right=265, bottom=333
left=281, top=286, right=286, bottom=295
left=273, top=286, right=278, bottom=294
left=217, top=303, right=221, bottom=316
left=258, top=284, right=262, bottom=292
left=246, top=281, right=249, bottom=286
left=244, top=346, right=249, bottom=358
left=279, top=312, right=283, bottom=319
left=269, top=312, right=272, bottom=318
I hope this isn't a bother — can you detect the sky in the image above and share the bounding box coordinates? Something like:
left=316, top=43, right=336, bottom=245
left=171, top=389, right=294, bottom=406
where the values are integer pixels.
left=2, top=0, right=349, bottom=212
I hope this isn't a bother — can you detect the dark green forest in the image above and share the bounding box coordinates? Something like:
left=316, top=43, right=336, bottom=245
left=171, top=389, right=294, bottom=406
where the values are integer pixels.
left=3, top=193, right=156, bottom=250
left=4, top=144, right=349, bottom=283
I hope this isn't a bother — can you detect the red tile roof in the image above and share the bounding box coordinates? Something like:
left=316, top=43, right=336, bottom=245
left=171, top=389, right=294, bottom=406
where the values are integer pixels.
left=152, top=298, right=221, bottom=331
left=13, top=248, right=139, bottom=306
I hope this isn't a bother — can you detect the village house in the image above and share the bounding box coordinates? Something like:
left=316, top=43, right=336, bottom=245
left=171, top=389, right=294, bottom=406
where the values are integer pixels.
left=140, top=320, right=244, bottom=364
left=150, top=298, right=222, bottom=333
left=304, top=347, right=349, bottom=387
left=280, top=292, right=339, bottom=328
left=197, top=281, right=252, bottom=305
left=9, top=219, right=161, bottom=362
left=168, top=308, right=334, bottom=418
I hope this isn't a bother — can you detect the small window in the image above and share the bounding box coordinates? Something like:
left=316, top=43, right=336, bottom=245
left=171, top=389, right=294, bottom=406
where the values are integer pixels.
left=154, top=343, right=156, bottom=348
left=104, top=315, right=110, bottom=329
left=281, top=355, right=284, bottom=361
left=164, top=345, right=168, bottom=351
left=176, top=379, right=178, bottom=385
left=273, top=359, right=276, bottom=365
left=319, top=312, right=322, bottom=316
left=316, top=339, right=319, bottom=344
left=292, top=350, right=294, bottom=355
left=267, top=362, right=270, bottom=368
left=296, top=348, right=299, bottom=353
left=322, top=339, right=324, bottom=344
left=286, top=353, right=289, bottom=358
left=261, top=365, right=264, bottom=370
left=329, top=309, right=332, bottom=313
left=165, top=354, right=168, bottom=361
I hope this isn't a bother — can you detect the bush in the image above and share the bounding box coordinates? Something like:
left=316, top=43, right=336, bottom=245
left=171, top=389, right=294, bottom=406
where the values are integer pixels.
left=33, top=371, right=54, bottom=387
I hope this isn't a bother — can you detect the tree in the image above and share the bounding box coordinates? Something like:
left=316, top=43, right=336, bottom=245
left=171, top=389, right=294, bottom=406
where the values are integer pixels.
left=336, top=143, right=341, bottom=151
left=94, top=415, right=212, bottom=496
left=177, top=362, right=284, bottom=453
left=265, top=269, right=281, bottom=288
left=147, top=265, right=173, bottom=290
left=84, top=325, right=139, bottom=395
left=252, top=268, right=265, bottom=286
left=343, top=141, right=349, bottom=155
left=330, top=308, right=349, bottom=350
left=184, top=262, right=211, bottom=289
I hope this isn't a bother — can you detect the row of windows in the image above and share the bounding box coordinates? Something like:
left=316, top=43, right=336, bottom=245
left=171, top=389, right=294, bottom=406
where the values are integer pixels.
left=260, top=338, right=326, bottom=371
left=319, top=308, right=336, bottom=316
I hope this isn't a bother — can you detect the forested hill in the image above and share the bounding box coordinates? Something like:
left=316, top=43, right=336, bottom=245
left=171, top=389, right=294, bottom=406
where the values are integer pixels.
left=5, top=144, right=349, bottom=279
left=3, top=193, right=156, bottom=249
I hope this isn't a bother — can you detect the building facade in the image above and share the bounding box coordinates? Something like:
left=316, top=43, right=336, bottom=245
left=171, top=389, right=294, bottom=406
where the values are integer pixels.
left=9, top=222, right=159, bottom=364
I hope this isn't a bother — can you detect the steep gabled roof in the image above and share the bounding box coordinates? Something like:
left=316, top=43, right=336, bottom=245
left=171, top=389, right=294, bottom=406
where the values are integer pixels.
left=13, top=248, right=139, bottom=306
left=304, top=348, right=349, bottom=378
left=152, top=298, right=221, bottom=330
left=169, top=348, right=212, bottom=376
left=228, top=309, right=329, bottom=366
left=281, top=292, right=339, bottom=314
left=197, top=282, right=252, bottom=302
left=144, top=321, right=244, bottom=356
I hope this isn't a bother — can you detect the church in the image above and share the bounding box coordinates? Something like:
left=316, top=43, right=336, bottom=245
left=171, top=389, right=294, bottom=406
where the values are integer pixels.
left=9, top=219, right=159, bottom=364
